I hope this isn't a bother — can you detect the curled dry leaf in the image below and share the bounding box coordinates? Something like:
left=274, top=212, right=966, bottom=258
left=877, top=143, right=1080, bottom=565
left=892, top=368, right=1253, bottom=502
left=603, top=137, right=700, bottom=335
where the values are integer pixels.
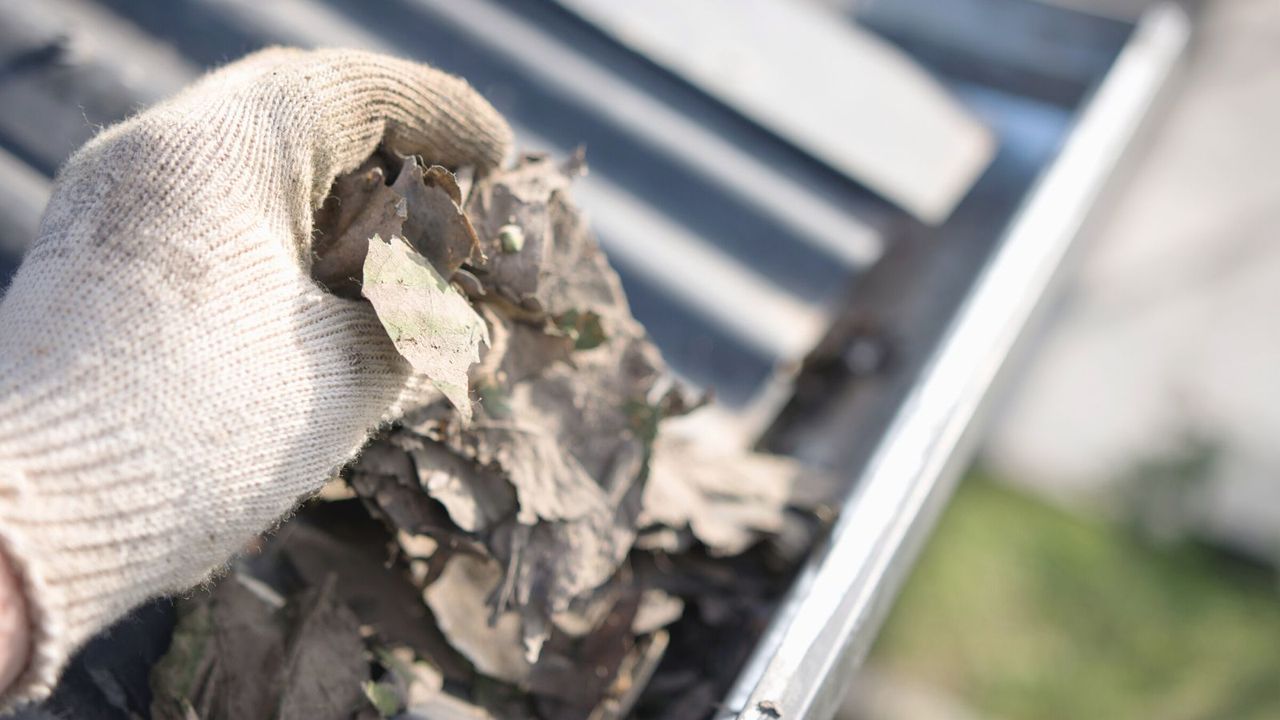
left=392, top=157, right=484, bottom=277
left=466, top=155, right=626, bottom=325
left=311, top=157, right=406, bottom=296
left=458, top=422, right=607, bottom=526
left=400, top=433, right=516, bottom=533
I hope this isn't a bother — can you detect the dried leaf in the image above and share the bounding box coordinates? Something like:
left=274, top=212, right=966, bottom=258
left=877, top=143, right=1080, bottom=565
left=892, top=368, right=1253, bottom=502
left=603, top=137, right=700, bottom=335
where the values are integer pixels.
left=466, top=155, right=626, bottom=321
left=271, top=519, right=454, bottom=668
left=362, top=234, right=490, bottom=421
left=297, top=148, right=828, bottom=719
left=150, top=574, right=368, bottom=720
left=424, top=554, right=532, bottom=685
left=424, top=163, right=465, bottom=206
left=349, top=456, right=480, bottom=554
left=466, top=423, right=607, bottom=525
left=391, top=157, right=483, bottom=277
left=276, top=578, right=370, bottom=720
left=641, top=435, right=805, bottom=556
left=312, top=157, right=405, bottom=295
left=401, top=435, right=516, bottom=533
left=631, top=590, right=684, bottom=635
left=590, top=630, right=669, bottom=720
left=507, top=495, right=638, bottom=615
left=471, top=307, right=574, bottom=394
left=525, top=591, right=639, bottom=710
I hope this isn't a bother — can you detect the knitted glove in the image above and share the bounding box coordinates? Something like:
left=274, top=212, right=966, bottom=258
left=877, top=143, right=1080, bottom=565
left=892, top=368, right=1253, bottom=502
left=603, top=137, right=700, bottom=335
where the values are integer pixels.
left=0, top=47, right=512, bottom=703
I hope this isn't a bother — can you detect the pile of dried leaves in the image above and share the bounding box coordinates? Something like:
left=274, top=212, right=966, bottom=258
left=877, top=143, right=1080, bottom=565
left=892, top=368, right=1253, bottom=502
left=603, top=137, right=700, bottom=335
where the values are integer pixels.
left=149, top=150, right=837, bottom=720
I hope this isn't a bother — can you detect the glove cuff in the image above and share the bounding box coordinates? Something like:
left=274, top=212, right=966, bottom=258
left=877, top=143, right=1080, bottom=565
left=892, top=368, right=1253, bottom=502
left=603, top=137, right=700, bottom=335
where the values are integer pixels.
left=0, top=456, right=207, bottom=708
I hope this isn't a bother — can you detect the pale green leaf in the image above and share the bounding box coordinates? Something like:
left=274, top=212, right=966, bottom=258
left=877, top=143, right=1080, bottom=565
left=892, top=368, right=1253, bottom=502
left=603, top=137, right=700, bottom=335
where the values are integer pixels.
left=362, top=234, right=489, bottom=422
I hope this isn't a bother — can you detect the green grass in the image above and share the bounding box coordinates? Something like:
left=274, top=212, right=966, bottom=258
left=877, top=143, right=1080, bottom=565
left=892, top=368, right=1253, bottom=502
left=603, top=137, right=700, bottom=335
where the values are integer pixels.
left=867, top=472, right=1280, bottom=720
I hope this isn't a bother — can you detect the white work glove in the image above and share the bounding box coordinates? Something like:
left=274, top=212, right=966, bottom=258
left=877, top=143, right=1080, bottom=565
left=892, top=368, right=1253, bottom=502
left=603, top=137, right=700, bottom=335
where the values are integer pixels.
left=0, top=47, right=512, bottom=703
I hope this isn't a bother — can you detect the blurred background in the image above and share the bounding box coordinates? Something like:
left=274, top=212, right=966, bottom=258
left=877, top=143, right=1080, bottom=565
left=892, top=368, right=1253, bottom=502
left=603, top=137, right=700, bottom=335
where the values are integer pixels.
left=849, top=1, right=1280, bottom=718
left=0, top=0, right=1276, bottom=718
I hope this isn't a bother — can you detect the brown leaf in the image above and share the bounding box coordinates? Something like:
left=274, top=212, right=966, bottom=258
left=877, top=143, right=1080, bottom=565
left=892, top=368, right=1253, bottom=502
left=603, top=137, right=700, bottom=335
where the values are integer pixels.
left=271, top=520, right=460, bottom=674
left=397, top=433, right=517, bottom=533
left=348, top=443, right=467, bottom=548
left=312, top=157, right=405, bottom=296
left=424, top=553, right=532, bottom=685
left=466, top=155, right=626, bottom=322
left=150, top=574, right=368, bottom=720
left=276, top=578, right=370, bottom=720
left=631, top=589, right=684, bottom=635
left=392, top=157, right=483, bottom=277
left=463, top=422, right=607, bottom=525
left=641, top=435, right=802, bottom=556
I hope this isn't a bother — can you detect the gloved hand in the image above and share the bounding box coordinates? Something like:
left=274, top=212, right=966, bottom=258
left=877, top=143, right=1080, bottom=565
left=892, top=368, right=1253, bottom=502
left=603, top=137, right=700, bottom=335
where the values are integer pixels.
left=0, top=47, right=511, bottom=703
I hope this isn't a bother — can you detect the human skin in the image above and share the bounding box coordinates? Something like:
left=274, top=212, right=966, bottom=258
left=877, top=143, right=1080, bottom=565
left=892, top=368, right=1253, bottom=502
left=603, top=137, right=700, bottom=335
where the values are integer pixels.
left=0, top=551, right=29, bottom=693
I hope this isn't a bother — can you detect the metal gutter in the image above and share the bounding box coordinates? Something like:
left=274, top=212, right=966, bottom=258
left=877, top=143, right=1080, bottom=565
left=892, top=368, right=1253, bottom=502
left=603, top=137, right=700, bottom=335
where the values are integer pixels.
left=721, top=5, right=1192, bottom=718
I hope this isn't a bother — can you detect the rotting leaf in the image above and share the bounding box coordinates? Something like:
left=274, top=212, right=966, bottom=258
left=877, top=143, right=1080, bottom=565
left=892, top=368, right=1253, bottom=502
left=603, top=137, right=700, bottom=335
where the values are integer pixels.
left=276, top=577, right=370, bottom=720
left=150, top=574, right=368, bottom=720
left=362, top=234, right=490, bottom=421
left=556, top=309, right=607, bottom=351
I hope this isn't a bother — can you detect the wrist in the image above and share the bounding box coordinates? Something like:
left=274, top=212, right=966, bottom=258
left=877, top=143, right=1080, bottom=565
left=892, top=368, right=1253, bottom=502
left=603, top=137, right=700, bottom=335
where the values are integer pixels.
left=0, top=543, right=30, bottom=699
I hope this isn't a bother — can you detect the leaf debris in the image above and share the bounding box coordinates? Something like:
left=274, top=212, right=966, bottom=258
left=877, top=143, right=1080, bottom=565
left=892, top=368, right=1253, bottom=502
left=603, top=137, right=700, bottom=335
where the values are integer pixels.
left=153, top=150, right=838, bottom=720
